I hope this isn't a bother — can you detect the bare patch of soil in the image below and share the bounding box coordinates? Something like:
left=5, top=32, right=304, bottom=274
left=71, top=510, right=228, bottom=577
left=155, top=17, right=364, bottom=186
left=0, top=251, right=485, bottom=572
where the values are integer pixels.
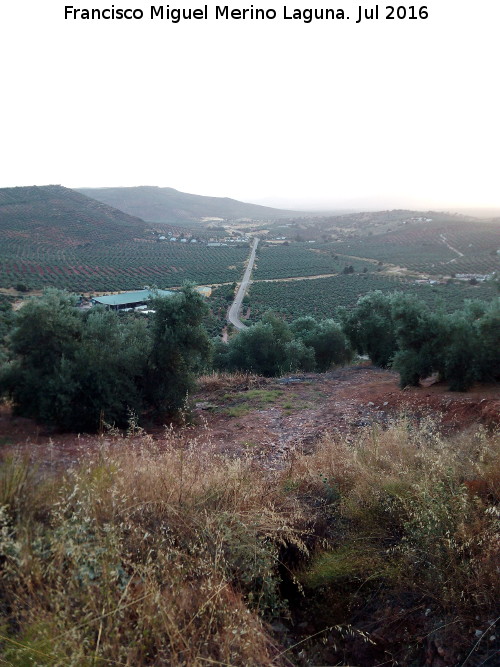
left=190, top=366, right=499, bottom=466
left=1, top=366, right=498, bottom=469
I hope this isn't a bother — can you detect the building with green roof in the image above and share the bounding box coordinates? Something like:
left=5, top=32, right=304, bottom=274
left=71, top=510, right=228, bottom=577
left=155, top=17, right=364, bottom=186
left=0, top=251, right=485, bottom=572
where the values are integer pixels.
left=91, top=289, right=175, bottom=310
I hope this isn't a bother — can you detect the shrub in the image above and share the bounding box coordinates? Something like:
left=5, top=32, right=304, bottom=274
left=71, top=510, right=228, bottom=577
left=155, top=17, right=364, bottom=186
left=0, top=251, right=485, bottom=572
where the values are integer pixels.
left=218, top=313, right=352, bottom=376
left=339, top=291, right=397, bottom=367
left=341, top=291, right=500, bottom=390
left=0, top=436, right=311, bottom=665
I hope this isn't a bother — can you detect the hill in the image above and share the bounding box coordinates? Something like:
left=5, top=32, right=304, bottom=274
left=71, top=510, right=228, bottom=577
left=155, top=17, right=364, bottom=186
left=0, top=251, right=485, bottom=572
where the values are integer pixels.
left=0, top=185, right=252, bottom=292
left=0, top=184, right=150, bottom=245
left=76, top=185, right=307, bottom=223
left=0, top=186, right=497, bottom=301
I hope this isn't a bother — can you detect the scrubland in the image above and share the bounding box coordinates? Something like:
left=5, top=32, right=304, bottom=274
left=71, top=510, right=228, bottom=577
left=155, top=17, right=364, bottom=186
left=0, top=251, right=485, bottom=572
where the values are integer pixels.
left=1, top=413, right=498, bottom=665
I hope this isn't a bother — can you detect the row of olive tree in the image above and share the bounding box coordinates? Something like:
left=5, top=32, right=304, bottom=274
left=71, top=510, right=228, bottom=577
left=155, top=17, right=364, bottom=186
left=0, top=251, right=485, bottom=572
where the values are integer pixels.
left=339, top=292, right=499, bottom=390
left=1, top=287, right=497, bottom=431
left=213, top=312, right=352, bottom=376
left=0, top=287, right=211, bottom=431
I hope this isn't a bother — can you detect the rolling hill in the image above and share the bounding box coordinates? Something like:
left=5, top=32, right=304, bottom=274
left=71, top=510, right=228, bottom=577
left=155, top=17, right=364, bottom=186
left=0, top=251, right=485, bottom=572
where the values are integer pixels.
left=0, top=184, right=250, bottom=292
left=0, top=184, right=149, bottom=245
left=1, top=185, right=498, bottom=300
left=76, top=186, right=307, bottom=223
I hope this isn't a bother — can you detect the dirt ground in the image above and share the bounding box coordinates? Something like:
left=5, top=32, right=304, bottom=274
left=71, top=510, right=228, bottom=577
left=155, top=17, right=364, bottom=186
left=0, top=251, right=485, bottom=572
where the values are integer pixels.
left=1, top=366, right=498, bottom=470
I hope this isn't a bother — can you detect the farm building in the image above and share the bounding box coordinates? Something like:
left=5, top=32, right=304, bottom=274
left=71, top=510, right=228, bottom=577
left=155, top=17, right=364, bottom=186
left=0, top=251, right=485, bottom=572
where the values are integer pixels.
left=91, top=289, right=175, bottom=311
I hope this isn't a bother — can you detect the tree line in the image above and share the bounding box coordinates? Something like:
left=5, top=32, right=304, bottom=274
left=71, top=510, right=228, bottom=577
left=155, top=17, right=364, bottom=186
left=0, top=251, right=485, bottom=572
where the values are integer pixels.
left=339, top=291, right=499, bottom=391
left=0, top=288, right=498, bottom=431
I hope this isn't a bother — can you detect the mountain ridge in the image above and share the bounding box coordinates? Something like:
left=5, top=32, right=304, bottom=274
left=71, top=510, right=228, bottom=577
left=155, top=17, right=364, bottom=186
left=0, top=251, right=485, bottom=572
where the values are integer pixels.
left=76, top=185, right=310, bottom=223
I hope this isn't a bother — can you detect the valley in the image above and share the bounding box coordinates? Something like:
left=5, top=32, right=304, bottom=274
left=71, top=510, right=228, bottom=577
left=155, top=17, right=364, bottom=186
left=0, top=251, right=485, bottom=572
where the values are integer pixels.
left=0, top=185, right=498, bottom=324
left=0, top=184, right=499, bottom=667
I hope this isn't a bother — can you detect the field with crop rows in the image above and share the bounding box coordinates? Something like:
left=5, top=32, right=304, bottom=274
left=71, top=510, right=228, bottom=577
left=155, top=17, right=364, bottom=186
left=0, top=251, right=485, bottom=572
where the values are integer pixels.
left=0, top=186, right=252, bottom=292
left=254, top=243, right=374, bottom=279
left=0, top=185, right=149, bottom=244
left=332, top=221, right=500, bottom=275
left=0, top=240, right=249, bottom=292
left=246, top=274, right=499, bottom=321
left=2, top=187, right=498, bottom=311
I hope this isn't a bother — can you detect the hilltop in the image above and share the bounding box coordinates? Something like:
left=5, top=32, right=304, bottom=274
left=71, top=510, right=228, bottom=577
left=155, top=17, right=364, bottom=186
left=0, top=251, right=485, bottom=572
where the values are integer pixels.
left=76, top=185, right=308, bottom=223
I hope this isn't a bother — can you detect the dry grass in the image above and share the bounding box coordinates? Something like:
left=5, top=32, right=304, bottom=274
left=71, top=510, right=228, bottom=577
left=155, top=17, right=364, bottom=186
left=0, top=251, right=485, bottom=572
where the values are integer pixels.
left=284, top=418, right=500, bottom=661
left=0, top=433, right=309, bottom=665
left=197, top=371, right=269, bottom=393
left=1, top=419, right=499, bottom=665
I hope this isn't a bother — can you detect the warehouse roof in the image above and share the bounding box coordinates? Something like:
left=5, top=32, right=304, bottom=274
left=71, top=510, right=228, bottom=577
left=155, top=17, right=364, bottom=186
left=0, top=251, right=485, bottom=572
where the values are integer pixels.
left=92, top=289, right=175, bottom=307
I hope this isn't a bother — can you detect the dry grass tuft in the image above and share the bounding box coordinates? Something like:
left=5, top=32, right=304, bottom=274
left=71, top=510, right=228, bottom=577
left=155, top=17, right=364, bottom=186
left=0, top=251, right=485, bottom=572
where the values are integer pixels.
left=0, top=433, right=309, bottom=665
left=285, top=420, right=499, bottom=642
left=197, top=371, right=269, bottom=393
left=1, top=418, right=498, bottom=665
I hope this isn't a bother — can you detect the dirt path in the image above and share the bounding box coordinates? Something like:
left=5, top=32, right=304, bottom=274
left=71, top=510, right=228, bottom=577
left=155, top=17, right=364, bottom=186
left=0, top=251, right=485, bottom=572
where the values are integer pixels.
left=440, top=233, right=464, bottom=263
left=191, top=367, right=500, bottom=467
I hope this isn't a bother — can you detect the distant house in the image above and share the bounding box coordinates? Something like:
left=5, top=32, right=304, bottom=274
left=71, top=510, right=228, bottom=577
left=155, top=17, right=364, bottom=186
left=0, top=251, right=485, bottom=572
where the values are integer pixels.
left=91, top=289, right=175, bottom=311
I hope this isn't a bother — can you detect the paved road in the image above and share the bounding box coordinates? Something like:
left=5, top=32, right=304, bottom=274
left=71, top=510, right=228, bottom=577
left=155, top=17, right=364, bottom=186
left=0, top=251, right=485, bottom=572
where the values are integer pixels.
left=227, top=237, right=259, bottom=330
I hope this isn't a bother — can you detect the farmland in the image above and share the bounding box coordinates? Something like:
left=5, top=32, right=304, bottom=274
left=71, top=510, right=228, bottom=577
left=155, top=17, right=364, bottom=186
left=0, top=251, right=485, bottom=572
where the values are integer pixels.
left=0, top=186, right=248, bottom=291
left=0, top=185, right=148, bottom=244
left=254, top=243, right=374, bottom=279
left=0, top=241, right=249, bottom=292
left=245, top=274, right=499, bottom=321
left=0, top=186, right=498, bottom=315
left=330, top=219, right=500, bottom=275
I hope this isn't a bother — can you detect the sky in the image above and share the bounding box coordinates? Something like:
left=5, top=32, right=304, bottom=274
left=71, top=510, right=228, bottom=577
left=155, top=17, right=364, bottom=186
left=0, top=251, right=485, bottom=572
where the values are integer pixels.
left=1, top=1, right=499, bottom=211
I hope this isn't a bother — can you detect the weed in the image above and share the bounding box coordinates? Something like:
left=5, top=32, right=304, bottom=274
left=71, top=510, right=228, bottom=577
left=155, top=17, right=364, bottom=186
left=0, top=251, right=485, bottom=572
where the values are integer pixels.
left=225, top=404, right=251, bottom=418
left=0, top=419, right=498, bottom=665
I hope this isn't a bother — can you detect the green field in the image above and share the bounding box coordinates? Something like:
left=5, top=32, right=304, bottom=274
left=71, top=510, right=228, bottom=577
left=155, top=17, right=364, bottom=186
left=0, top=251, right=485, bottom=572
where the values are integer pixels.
left=0, top=238, right=251, bottom=292
left=246, top=274, right=499, bottom=321
left=0, top=186, right=249, bottom=292
left=331, top=220, right=500, bottom=275
left=254, top=243, right=374, bottom=279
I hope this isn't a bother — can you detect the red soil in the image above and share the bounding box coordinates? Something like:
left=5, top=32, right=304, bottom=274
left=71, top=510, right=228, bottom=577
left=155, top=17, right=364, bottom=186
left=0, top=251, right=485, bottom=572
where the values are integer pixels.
left=1, top=366, right=498, bottom=470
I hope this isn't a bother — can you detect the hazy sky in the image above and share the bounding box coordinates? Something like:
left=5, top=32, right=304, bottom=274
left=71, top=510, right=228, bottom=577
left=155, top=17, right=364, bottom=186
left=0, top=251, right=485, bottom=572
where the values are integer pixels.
left=1, top=1, right=499, bottom=210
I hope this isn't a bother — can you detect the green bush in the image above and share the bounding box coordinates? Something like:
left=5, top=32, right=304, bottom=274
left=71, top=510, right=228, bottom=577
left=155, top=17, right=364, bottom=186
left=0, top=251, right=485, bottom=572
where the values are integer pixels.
left=341, top=291, right=500, bottom=390
left=0, top=287, right=211, bottom=430
left=216, top=312, right=351, bottom=376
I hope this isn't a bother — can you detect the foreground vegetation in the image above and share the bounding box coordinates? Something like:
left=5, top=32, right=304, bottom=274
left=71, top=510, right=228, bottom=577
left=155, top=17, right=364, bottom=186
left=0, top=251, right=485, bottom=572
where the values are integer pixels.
left=1, top=416, right=498, bottom=665
left=0, top=287, right=499, bottom=431
left=0, top=287, right=211, bottom=431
